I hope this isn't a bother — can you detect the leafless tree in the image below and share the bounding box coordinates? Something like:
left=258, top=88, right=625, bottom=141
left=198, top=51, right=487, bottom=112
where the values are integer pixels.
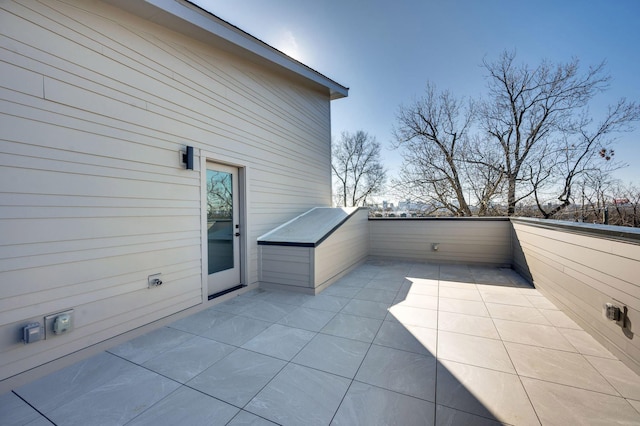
left=610, top=182, right=640, bottom=227
left=332, top=131, right=387, bottom=207
left=393, top=51, right=640, bottom=219
left=479, top=51, right=624, bottom=216
left=530, top=99, right=639, bottom=218
left=393, top=84, right=477, bottom=216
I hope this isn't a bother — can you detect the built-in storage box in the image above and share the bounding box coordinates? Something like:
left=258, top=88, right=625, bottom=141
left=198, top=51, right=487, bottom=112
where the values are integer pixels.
left=258, top=207, right=369, bottom=294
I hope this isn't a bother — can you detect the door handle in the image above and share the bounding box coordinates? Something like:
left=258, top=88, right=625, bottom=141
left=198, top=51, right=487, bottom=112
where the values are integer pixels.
left=235, top=232, right=240, bottom=237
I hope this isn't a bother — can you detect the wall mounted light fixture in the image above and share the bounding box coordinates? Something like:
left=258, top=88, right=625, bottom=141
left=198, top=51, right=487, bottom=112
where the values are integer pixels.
left=182, top=146, right=194, bottom=170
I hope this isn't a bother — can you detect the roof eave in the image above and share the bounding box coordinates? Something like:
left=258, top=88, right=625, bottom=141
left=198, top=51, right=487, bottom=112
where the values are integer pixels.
left=102, top=0, right=349, bottom=100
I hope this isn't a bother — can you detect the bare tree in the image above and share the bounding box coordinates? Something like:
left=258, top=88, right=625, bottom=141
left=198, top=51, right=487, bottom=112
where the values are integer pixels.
left=531, top=98, right=639, bottom=218
left=332, top=131, right=387, bottom=207
left=479, top=50, right=622, bottom=216
left=610, top=182, right=640, bottom=227
left=393, top=52, right=640, bottom=219
left=393, top=84, right=477, bottom=216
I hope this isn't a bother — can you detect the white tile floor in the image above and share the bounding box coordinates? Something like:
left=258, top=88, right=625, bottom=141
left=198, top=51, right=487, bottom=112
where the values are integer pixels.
left=3, top=259, right=640, bottom=425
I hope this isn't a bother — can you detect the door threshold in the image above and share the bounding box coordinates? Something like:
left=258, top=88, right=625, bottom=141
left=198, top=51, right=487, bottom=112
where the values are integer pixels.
left=208, top=284, right=247, bottom=300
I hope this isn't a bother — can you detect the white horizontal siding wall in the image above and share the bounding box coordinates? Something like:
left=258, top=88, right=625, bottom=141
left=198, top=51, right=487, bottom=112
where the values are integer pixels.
left=369, top=218, right=512, bottom=266
left=512, top=219, right=640, bottom=374
left=1, top=0, right=333, bottom=385
left=314, top=208, right=369, bottom=291
left=259, top=246, right=313, bottom=290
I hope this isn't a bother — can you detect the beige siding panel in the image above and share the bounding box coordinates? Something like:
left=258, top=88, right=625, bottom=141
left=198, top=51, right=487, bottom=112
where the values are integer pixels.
left=315, top=209, right=369, bottom=287
left=369, top=219, right=512, bottom=265
left=1, top=0, right=335, bottom=384
left=0, top=60, right=43, bottom=98
left=260, top=246, right=312, bottom=288
left=512, top=221, right=640, bottom=373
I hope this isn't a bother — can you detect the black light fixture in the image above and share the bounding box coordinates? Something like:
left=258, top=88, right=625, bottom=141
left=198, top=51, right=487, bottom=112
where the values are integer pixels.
left=182, top=146, right=194, bottom=170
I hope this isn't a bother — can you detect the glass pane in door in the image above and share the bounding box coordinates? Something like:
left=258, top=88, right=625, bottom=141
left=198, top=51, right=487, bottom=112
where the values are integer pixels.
left=206, top=169, right=234, bottom=274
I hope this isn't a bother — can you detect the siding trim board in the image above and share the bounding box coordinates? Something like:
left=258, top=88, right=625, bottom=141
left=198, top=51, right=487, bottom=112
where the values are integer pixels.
left=511, top=217, right=640, bottom=246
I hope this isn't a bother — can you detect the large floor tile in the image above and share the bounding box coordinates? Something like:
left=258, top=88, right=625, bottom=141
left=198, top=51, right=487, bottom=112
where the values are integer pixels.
left=439, top=265, right=473, bottom=282
left=558, top=328, right=617, bottom=358
left=485, top=303, right=551, bottom=325
left=321, top=313, right=382, bottom=343
left=354, top=288, right=398, bottom=303
left=373, top=320, right=437, bottom=355
left=402, top=279, right=439, bottom=296
left=245, top=363, right=350, bottom=426
left=479, top=291, right=534, bottom=307
left=355, top=344, right=436, bottom=401
left=15, top=352, right=135, bottom=414
left=522, top=377, right=640, bottom=425
left=365, top=278, right=404, bottom=291
left=435, top=404, right=506, bottom=426
left=167, top=308, right=235, bottom=335
left=438, top=297, right=489, bottom=317
left=627, top=399, right=640, bottom=415
left=0, top=391, right=42, bottom=426
left=525, top=295, right=559, bottom=310
left=127, top=386, right=238, bottom=426
left=292, top=333, right=369, bottom=378
left=211, top=296, right=258, bottom=315
left=187, top=348, right=285, bottom=407
left=302, top=294, right=351, bottom=312
left=227, top=410, right=279, bottom=425
left=332, top=381, right=435, bottom=426
left=505, top=342, right=618, bottom=395
left=241, top=324, right=315, bottom=361
left=471, top=269, right=515, bottom=286
left=438, top=286, right=482, bottom=301
left=238, top=300, right=298, bottom=323
left=323, top=285, right=362, bottom=298
left=437, top=331, right=515, bottom=373
left=332, top=276, right=371, bottom=288
left=202, top=315, right=272, bottom=346
left=47, top=366, right=180, bottom=426
left=142, top=336, right=235, bottom=383
left=341, top=298, right=391, bottom=319
left=436, top=360, right=539, bottom=426
left=108, top=327, right=194, bottom=364
left=585, top=355, right=640, bottom=400
left=277, top=306, right=336, bottom=332
left=493, top=319, right=576, bottom=351
left=23, top=417, right=53, bottom=426
left=437, top=311, right=500, bottom=339
left=538, top=309, right=581, bottom=329
left=257, top=289, right=314, bottom=306
left=392, top=293, right=439, bottom=310
left=387, top=305, right=438, bottom=329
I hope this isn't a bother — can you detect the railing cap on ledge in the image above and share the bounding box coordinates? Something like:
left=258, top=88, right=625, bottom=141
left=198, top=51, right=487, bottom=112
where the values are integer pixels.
left=510, top=217, right=640, bottom=245
left=258, top=207, right=368, bottom=247
left=368, top=216, right=509, bottom=221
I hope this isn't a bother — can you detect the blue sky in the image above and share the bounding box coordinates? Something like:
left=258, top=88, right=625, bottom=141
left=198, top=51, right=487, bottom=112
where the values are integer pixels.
left=194, top=0, right=640, bottom=185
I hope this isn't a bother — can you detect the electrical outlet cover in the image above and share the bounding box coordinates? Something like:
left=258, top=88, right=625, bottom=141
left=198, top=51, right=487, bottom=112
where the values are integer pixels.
left=44, top=310, right=74, bottom=339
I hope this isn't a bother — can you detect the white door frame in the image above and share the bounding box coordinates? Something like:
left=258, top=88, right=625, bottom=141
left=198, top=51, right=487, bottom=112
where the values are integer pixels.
left=200, top=150, right=248, bottom=301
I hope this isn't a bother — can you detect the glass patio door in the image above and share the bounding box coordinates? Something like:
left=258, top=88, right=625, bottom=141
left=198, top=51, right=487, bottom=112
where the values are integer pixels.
left=206, top=163, right=240, bottom=297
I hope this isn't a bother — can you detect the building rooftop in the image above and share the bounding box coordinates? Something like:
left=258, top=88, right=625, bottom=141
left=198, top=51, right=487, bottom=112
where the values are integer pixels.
left=3, top=259, right=639, bottom=425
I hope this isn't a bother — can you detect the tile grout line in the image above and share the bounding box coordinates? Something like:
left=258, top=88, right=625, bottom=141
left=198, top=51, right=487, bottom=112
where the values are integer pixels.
left=478, top=280, right=544, bottom=426
left=433, top=264, right=441, bottom=426
left=11, top=390, right=58, bottom=426
left=327, top=270, right=382, bottom=425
